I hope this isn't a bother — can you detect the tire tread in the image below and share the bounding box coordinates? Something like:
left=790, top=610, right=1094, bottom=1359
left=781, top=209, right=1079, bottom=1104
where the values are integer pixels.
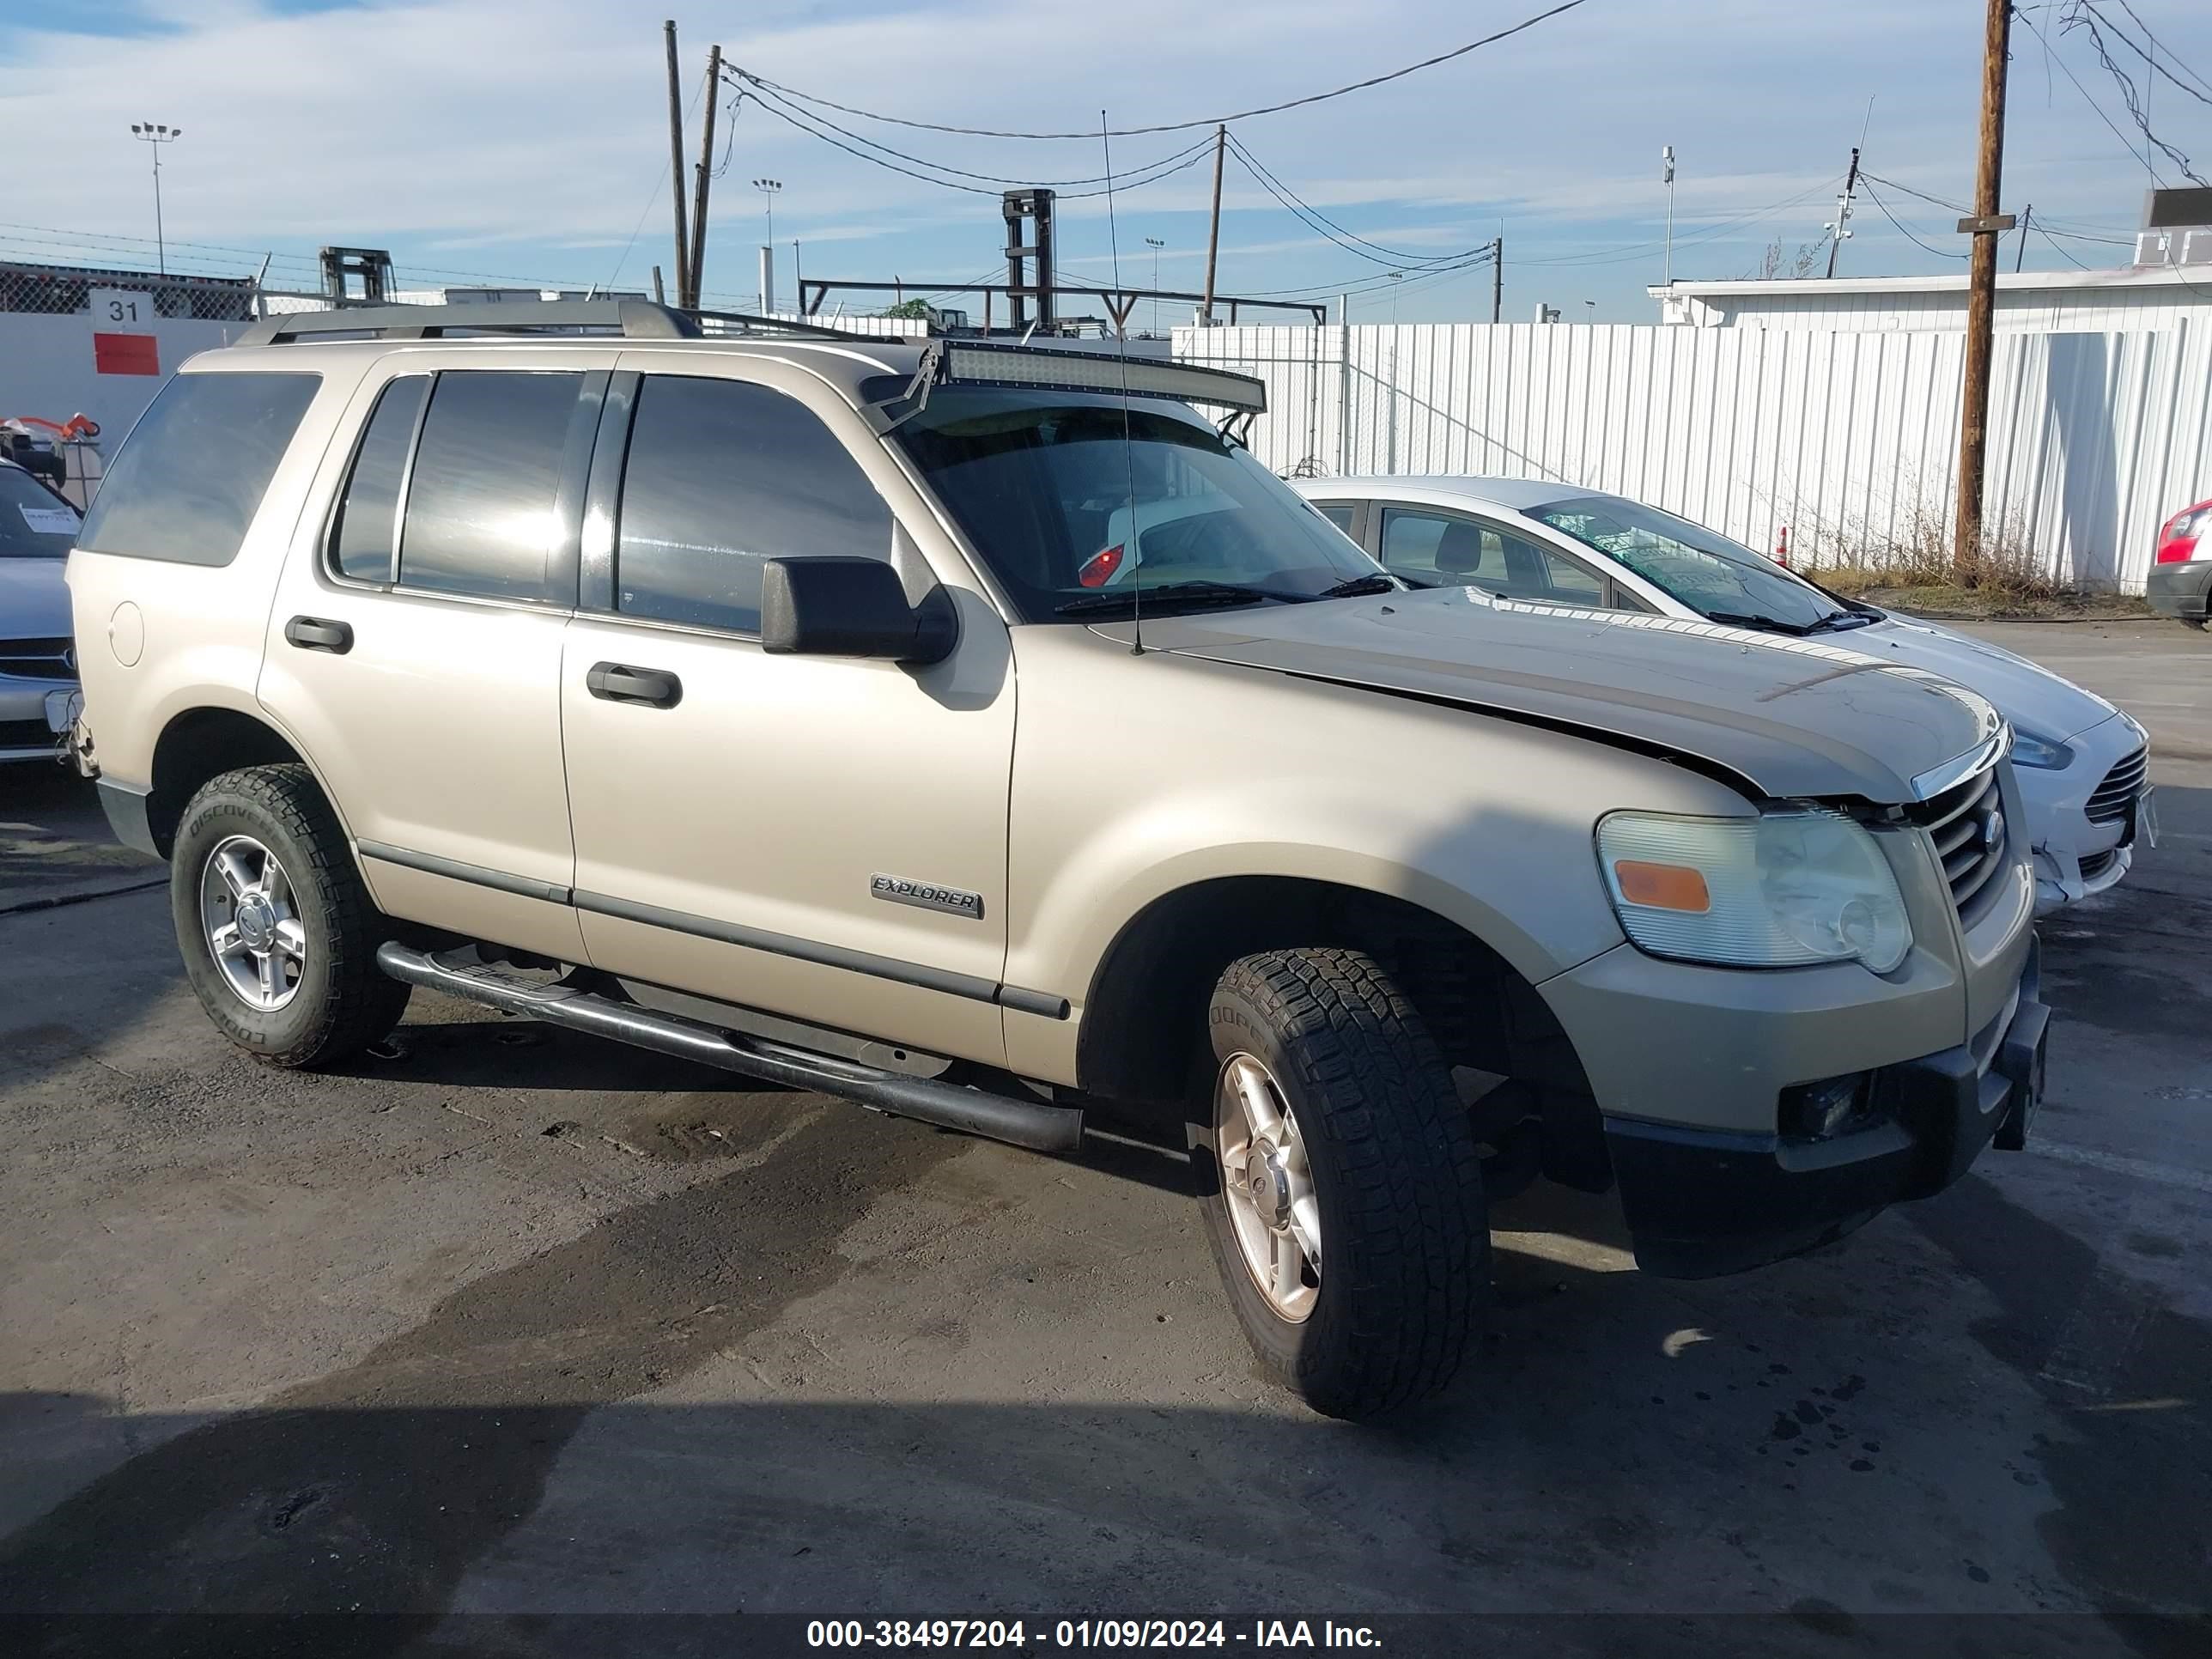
left=1211, top=947, right=1487, bottom=1418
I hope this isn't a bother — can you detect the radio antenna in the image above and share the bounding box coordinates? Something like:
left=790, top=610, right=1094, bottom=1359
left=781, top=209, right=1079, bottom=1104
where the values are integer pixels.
left=1101, top=107, right=1144, bottom=656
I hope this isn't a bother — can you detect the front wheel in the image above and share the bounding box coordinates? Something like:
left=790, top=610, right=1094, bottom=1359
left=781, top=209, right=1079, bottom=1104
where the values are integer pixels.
left=171, top=764, right=410, bottom=1068
left=1198, top=948, right=1488, bottom=1419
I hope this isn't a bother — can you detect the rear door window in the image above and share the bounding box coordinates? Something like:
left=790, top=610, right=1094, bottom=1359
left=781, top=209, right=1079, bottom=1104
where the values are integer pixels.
left=1381, top=505, right=1604, bottom=603
left=76, top=371, right=321, bottom=567
left=1311, top=501, right=1357, bottom=536
left=398, top=371, right=589, bottom=604
left=612, top=375, right=892, bottom=635
left=328, top=376, right=429, bottom=583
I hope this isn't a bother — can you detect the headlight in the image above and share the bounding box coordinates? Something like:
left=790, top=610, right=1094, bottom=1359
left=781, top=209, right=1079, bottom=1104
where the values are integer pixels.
left=2008, top=727, right=2074, bottom=769
left=1596, top=810, right=1912, bottom=974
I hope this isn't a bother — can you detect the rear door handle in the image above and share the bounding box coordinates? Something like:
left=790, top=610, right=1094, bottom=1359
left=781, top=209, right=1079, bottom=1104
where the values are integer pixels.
left=284, top=615, right=353, bottom=654
left=586, top=661, right=682, bottom=708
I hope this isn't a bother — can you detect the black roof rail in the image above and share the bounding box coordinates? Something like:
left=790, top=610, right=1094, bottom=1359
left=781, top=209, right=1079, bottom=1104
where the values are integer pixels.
left=232, top=299, right=897, bottom=348
left=234, top=299, right=697, bottom=346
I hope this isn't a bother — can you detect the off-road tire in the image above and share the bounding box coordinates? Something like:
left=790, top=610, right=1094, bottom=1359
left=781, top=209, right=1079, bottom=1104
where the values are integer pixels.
left=1198, top=948, right=1488, bottom=1419
left=171, top=764, right=410, bottom=1068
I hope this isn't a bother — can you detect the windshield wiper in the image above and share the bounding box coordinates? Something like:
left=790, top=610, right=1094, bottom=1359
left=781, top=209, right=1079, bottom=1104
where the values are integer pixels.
left=1704, top=610, right=1816, bottom=636
left=1312, top=573, right=1400, bottom=599
left=1054, top=580, right=1305, bottom=618
left=1806, top=611, right=1877, bottom=632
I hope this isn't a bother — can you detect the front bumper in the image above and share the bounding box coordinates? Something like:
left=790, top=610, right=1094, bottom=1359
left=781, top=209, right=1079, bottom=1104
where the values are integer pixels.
left=1603, top=938, right=2046, bottom=1279
left=2014, top=712, right=2146, bottom=913
left=2145, top=558, right=2212, bottom=622
left=0, top=674, right=77, bottom=763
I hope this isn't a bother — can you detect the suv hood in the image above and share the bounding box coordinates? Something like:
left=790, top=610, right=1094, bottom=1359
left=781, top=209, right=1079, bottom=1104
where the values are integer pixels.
left=1115, top=587, right=2002, bottom=805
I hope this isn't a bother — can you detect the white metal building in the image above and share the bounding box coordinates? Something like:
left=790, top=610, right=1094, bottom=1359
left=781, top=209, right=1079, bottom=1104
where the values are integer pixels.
left=1649, top=265, right=2211, bottom=332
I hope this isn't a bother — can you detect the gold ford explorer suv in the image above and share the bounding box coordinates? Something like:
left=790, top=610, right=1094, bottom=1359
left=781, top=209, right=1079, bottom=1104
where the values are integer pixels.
left=65, top=301, right=2047, bottom=1420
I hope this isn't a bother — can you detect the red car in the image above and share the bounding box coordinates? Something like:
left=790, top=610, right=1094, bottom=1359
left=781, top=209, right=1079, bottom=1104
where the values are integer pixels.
left=2148, top=495, right=2212, bottom=629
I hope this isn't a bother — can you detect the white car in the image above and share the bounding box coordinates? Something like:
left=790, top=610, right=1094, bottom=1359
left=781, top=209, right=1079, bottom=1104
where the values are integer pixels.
left=0, top=458, right=82, bottom=763
left=1296, top=476, right=2152, bottom=914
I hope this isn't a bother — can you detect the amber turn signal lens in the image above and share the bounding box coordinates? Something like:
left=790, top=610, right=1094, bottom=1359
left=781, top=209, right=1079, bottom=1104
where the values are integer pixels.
left=1613, top=860, right=1711, bottom=913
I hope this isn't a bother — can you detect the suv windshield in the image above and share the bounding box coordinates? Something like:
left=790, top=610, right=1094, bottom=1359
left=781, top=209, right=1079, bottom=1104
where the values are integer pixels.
left=1529, top=495, right=1865, bottom=635
left=0, top=465, right=79, bottom=559
left=892, top=389, right=1384, bottom=621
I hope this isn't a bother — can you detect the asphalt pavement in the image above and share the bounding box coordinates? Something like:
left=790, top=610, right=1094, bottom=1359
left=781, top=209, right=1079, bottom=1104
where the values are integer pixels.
left=0, top=620, right=2205, bottom=1658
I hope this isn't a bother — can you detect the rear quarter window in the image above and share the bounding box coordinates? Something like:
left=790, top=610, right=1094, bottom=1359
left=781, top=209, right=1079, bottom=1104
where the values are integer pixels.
left=77, top=371, right=321, bottom=568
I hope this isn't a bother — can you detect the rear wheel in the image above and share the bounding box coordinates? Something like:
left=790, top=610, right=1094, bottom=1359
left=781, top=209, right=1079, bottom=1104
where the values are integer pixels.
left=1197, top=948, right=1488, bottom=1419
left=171, top=764, right=409, bottom=1068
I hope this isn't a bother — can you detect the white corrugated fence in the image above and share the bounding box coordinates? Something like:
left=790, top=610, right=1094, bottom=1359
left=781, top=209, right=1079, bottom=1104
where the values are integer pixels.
left=1175, top=321, right=2212, bottom=592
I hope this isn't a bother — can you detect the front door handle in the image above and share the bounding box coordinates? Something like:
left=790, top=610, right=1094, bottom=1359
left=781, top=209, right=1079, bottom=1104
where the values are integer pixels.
left=285, top=615, right=353, bottom=654
left=586, top=661, right=682, bottom=708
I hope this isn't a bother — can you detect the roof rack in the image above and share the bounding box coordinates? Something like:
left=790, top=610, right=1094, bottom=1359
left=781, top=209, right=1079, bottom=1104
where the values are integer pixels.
left=232, top=299, right=897, bottom=348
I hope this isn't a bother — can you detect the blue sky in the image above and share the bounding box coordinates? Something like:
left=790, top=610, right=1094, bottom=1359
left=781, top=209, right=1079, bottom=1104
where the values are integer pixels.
left=3, top=0, right=2207, bottom=323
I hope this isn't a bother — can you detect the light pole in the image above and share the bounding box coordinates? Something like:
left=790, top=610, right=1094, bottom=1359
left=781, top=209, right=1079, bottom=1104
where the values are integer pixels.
left=751, top=179, right=782, bottom=311
left=1662, top=144, right=1675, bottom=285
left=130, top=122, right=182, bottom=275
left=1144, top=236, right=1164, bottom=333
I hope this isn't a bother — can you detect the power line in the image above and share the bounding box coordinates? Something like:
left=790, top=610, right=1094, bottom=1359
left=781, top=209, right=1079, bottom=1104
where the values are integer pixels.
left=1857, top=179, right=1968, bottom=260
left=1859, top=170, right=1967, bottom=214
left=1509, top=177, right=1840, bottom=266
left=1225, top=132, right=1483, bottom=266
left=2060, top=2, right=2206, bottom=182
left=2108, top=0, right=2212, bottom=95
left=2039, top=224, right=2095, bottom=268
left=1236, top=246, right=1496, bottom=301
left=609, top=66, right=709, bottom=289
left=728, top=70, right=1217, bottom=188
left=2039, top=223, right=2134, bottom=246
left=2077, top=0, right=2212, bottom=106
left=738, top=88, right=1214, bottom=198
left=2016, top=7, right=2172, bottom=183
left=726, top=0, right=1591, bottom=139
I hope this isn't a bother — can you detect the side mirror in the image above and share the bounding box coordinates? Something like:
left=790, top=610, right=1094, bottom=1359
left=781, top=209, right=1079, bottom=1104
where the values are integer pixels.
left=760, top=556, right=957, bottom=665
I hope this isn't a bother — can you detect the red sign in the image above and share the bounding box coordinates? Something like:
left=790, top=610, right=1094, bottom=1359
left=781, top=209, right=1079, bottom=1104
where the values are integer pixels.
left=94, top=332, right=161, bottom=376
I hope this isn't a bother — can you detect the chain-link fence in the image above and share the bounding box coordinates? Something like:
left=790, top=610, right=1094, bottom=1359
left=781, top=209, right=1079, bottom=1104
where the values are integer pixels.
left=0, top=260, right=258, bottom=323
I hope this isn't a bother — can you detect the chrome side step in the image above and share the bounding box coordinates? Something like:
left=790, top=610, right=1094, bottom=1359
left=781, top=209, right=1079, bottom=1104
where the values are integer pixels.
left=374, top=942, right=1085, bottom=1154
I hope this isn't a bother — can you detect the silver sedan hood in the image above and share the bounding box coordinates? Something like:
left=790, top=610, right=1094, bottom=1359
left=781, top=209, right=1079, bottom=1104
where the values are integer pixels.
left=0, top=556, right=72, bottom=640
left=1116, top=587, right=2004, bottom=805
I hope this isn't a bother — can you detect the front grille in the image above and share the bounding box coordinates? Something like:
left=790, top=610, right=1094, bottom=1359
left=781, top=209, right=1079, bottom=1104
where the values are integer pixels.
left=0, top=717, right=58, bottom=750
left=0, top=635, right=76, bottom=682
left=2078, top=847, right=2120, bottom=882
left=2085, top=745, right=2148, bottom=825
left=1912, top=766, right=2011, bottom=921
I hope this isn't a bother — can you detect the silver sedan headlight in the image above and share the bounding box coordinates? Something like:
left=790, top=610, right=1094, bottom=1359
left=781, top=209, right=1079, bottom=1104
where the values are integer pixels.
left=2008, top=726, right=2074, bottom=770
left=1596, top=809, right=1912, bottom=975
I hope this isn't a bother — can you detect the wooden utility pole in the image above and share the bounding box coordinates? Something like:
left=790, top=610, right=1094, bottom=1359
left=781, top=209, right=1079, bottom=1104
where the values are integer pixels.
left=1200, top=124, right=1225, bottom=325
left=664, top=20, right=690, bottom=311
left=687, top=42, right=723, bottom=309
left=1954, top=0, right=2015, bottom=577
left=1491, top=237, right=1503, bottom=323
